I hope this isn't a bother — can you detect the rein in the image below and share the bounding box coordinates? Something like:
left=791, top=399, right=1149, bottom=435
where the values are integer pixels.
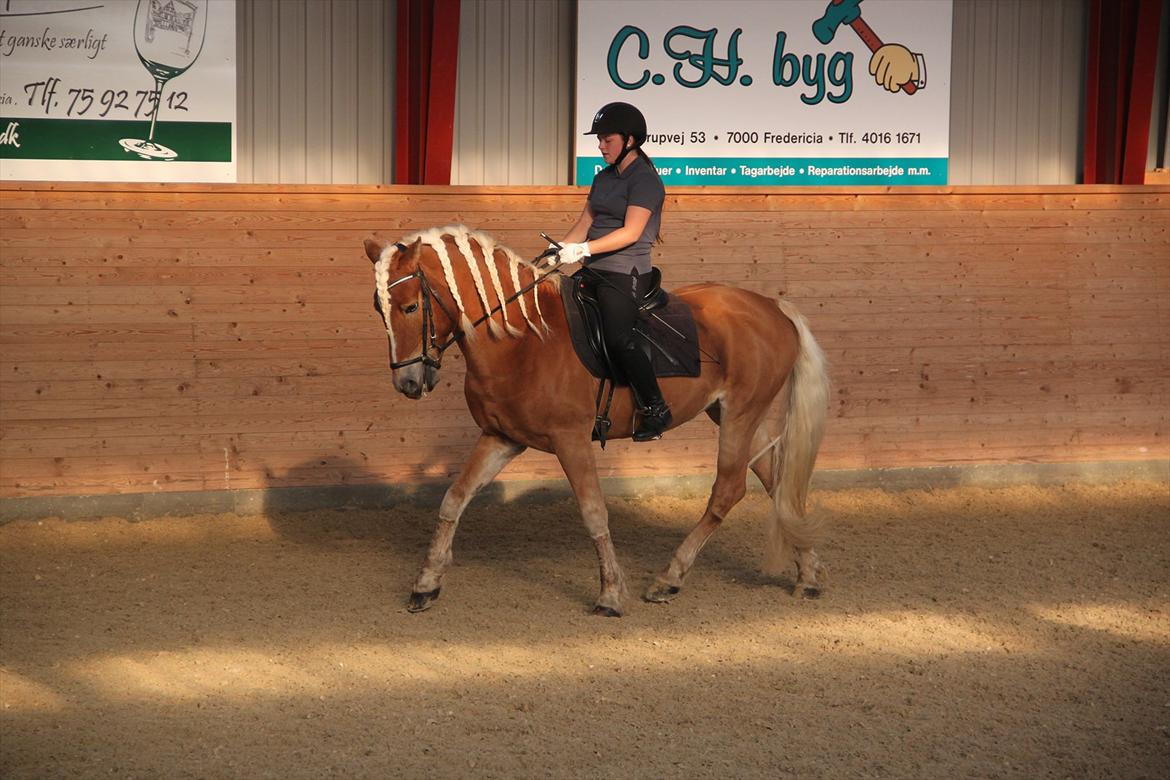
left=382, top=241, right=562, bottom=370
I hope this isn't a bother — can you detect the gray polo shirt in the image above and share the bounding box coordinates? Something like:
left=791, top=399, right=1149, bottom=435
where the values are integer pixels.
left=586, top=154, right=665, bottom=275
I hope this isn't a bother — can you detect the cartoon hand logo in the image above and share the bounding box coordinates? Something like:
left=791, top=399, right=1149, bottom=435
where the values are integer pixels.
left=812, top=0, right=926, bottom=95
left=869, top=43, right=922, bottom=93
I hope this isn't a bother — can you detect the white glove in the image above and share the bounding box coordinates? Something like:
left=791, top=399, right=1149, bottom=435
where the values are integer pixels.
left=538, top=242, right=560, bottom=267
left=556, top=242, right=591, bottom=265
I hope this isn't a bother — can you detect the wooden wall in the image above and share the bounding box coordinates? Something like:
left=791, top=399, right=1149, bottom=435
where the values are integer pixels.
left=1, top=183, right=1167, bottom=500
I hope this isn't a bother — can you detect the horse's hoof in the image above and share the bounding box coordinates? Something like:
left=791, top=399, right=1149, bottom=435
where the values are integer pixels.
left=592, top=605, right=622, bottom=617
left=796, top=584, right=822, bottom=599
left=407, top=588, right=440, bottom=612
left=643, top=583, right=681, bottom=603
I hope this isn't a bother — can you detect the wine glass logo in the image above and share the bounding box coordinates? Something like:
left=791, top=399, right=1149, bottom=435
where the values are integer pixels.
left=119, top=0, right=208, bottom=161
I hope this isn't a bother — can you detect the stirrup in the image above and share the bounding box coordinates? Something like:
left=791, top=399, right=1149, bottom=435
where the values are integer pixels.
left=632, top=402, right=672, bottom=443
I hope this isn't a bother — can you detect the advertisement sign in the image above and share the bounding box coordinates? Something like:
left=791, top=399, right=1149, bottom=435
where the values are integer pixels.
left=0, top=0, right=236, bottom=182
left=576, top=0, right=952, bottom=186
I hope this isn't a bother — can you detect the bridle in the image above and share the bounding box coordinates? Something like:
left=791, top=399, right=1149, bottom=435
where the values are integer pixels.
left=377, top=240, right=561, bottom=372
left=377, top=242, right=462, bottom=371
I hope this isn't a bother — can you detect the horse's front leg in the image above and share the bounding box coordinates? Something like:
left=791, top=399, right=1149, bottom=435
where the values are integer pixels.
left=408, top=432, right=525, bottom=612
left=553, top=435, right=628, bottom=616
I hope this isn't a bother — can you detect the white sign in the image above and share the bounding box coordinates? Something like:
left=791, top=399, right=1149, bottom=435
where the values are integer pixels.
left=0, top=0, right=236, bottom=182
left=577, top=0, right=952, bottom=186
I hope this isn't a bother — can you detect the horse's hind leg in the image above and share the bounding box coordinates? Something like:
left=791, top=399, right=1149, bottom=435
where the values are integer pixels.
left=712, top=401, right=786, bottom=493
left=744, top=420, right=824, bottom=597
left=408, top=432, right=526, bottom=612
left=553, top=434, right=628, bottom=616
left=645, top=406, right=761, bottom=603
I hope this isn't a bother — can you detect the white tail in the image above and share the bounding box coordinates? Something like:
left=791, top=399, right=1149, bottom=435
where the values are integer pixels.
left=763, top=300, right=830, bottom=575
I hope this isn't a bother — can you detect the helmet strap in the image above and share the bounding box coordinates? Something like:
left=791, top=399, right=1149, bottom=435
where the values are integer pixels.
left=612, top=134, right=635, bottom=168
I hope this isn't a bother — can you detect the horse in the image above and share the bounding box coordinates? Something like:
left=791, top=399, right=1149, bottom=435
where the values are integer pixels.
left=364, top=224, right=830, bottom=616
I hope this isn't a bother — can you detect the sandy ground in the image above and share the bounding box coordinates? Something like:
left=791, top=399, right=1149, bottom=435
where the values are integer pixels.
left=1, top=481, right=1168, bottom=779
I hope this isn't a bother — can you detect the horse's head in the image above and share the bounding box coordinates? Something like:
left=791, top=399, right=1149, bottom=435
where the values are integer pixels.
left=365, top=236, right=454, bottom=399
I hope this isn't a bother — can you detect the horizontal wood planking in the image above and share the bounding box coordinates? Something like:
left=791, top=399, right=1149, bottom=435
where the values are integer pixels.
left=6, top=208, right=1169, bottom=231
left=3, top=225, right=1167, bottom=250
left=2, top=184, right=1166, bottom=209
left=1, top=183, right=1167, bottom=499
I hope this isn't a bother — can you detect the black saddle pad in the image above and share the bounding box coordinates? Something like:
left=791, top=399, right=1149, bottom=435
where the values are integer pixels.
left=560, top=277, right=701, bottom=381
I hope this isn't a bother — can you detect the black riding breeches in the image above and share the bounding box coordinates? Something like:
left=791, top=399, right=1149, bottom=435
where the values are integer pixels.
left=580, top=268, right=664, bottom=406
left=584, top=268, right=650, bottom=350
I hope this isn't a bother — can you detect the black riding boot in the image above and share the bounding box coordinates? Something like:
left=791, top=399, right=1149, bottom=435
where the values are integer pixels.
left=617, top=341, right=673, bottom=442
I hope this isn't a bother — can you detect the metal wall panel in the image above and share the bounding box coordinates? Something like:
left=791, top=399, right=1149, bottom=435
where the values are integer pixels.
left=949, top=0, right=1085, bottom=184
left=236, top=0, right=395, bottom=184
left=450, top=0, right=574, bottom=185
left=1149, top=0, right=1169, bottom=171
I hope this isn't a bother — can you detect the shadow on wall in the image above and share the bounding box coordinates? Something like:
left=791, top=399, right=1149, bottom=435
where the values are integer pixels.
left=257, top=456, right=446, bottom=546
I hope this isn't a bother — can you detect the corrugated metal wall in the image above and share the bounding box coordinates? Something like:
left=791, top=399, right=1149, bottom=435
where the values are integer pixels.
left=450, top=0, right=575, bottom=185
left=949, top=0, right=1086, bottom=184
left=236, top=0, right=395, bottom=184
left=1150, top=0, right=1170, bottom=171
left=235, top=0, right=1103, bottom=186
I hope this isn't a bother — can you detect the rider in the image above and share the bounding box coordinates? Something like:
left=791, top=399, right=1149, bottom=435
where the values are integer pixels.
left=555, top=101, right=671, bottom=442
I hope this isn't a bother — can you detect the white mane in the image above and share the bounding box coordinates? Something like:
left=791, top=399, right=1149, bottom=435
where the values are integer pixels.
left=373, top=225, right=556, bottom=345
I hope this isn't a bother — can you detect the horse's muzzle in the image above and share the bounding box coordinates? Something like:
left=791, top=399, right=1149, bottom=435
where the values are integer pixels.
left=397, top=377, right=424, bottom=399
left=393, top=364, right=438, bottom=399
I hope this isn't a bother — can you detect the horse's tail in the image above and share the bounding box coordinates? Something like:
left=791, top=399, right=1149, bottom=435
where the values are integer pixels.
left=763, top=300, right=830, bottom=575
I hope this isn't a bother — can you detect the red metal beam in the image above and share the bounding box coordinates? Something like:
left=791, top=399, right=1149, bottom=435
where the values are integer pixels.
left=1085, top=0, right=1163, bottom=183
left=395, top=0, right=460, bottom=185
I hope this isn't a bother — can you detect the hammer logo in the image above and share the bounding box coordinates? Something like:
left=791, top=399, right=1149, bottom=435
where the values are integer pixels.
left=813, top=0, right=926, bottom=94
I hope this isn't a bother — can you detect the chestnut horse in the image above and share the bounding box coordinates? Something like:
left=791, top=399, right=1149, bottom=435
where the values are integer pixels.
left=365, top=225, right=830, bottom=616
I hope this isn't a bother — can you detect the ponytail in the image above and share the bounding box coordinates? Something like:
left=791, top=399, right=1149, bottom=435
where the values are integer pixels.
left=635, top=148, right=665, bottom=244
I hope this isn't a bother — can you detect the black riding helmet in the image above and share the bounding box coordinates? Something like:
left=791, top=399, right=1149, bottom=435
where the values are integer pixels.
left=584, top=102, right=647, bottom=167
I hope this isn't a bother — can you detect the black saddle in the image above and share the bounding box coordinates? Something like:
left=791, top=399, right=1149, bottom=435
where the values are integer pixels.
left=560, top=267, right=701, bottom=444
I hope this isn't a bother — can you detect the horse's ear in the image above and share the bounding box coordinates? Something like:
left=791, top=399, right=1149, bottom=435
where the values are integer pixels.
left=364, top=238, right=386, bottom=264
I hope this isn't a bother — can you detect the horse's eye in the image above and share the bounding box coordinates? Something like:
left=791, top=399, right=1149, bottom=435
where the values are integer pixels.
left=403, top=302, right=419, bottom=315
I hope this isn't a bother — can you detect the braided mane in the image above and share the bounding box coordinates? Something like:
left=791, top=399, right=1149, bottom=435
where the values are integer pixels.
left=373, top=224, right=556, bottom=340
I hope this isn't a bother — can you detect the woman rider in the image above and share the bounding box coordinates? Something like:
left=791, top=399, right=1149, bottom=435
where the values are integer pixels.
left=554, top=102, right=671, bottom=442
